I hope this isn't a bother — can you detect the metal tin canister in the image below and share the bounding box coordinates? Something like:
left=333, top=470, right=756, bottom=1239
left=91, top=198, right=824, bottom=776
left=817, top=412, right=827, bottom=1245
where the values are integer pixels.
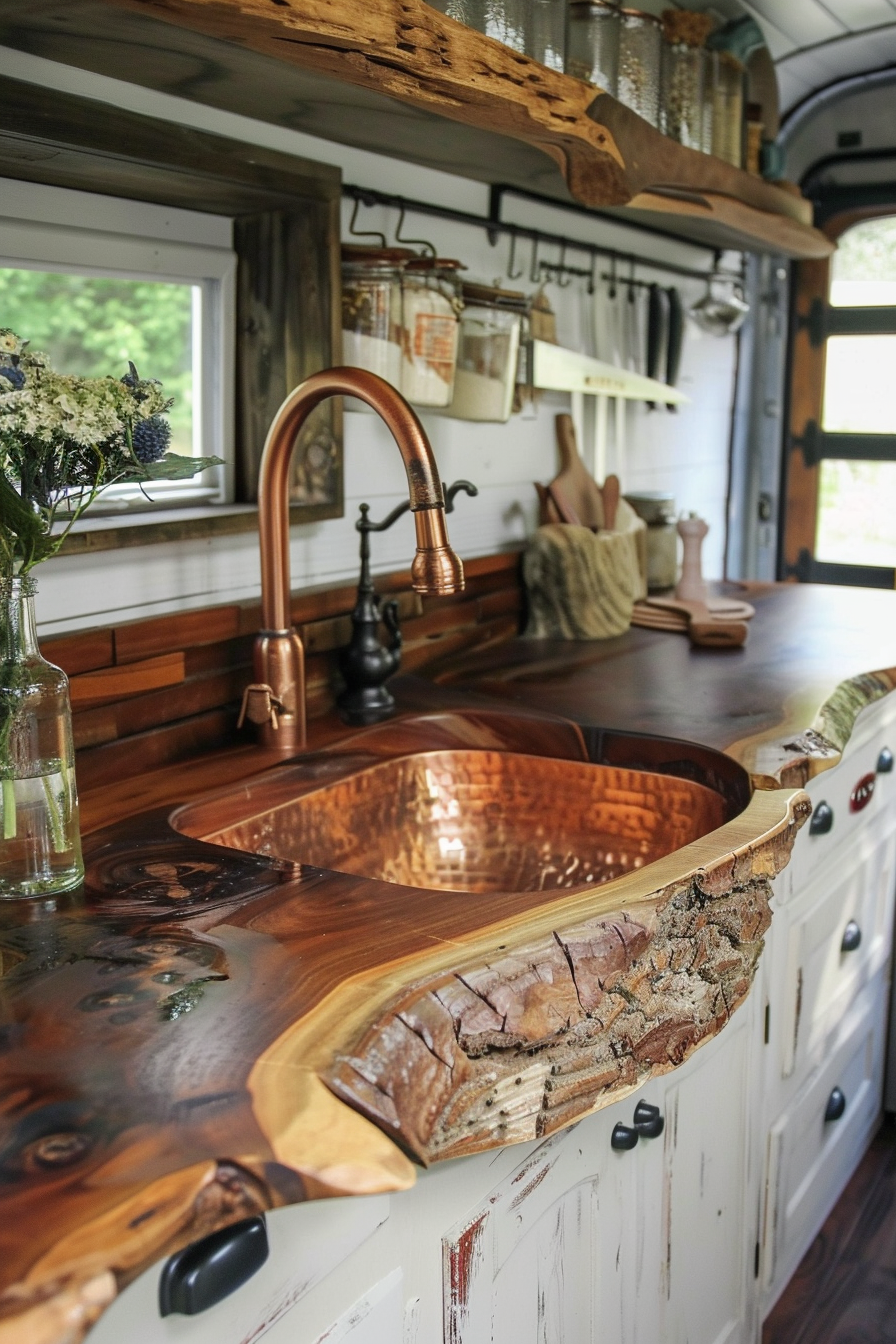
left=625, top=492, right=677, bottom=590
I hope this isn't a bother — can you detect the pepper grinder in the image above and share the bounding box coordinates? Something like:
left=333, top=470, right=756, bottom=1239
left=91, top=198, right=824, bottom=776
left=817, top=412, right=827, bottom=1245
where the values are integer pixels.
left=676, top=513, right=709, bottom=603
left=338, top=479, right=477, bottom=725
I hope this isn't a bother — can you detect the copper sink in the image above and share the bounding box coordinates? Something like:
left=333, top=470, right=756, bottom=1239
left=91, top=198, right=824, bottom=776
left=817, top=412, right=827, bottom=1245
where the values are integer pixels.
left=175, top=724, right=731, bottom=894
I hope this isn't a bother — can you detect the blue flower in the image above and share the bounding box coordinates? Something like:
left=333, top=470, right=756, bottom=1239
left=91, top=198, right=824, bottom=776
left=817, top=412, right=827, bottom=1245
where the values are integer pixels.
left=133, top=415, right=172, bottom=464
left=0, top=365, right=25, bottom=390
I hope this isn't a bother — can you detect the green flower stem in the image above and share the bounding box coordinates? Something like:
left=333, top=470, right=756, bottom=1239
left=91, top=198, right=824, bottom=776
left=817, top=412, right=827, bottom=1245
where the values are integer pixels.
left=2, top=777, right=15, bottom=840
left=41, top=771, right=66, bottom=853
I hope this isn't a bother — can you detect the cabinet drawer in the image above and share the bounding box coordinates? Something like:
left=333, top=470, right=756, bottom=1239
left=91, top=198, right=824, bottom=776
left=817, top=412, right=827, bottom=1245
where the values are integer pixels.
left=784, top=705, right=896, bottom=897
left=761, top=974, right=886, bottom=1314
left=776, top=825, right=896, bottom=1086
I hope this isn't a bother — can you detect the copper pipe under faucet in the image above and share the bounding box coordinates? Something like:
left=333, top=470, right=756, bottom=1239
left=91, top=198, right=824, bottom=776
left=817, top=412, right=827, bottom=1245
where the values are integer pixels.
left=243, top=367, right=465, bottom=755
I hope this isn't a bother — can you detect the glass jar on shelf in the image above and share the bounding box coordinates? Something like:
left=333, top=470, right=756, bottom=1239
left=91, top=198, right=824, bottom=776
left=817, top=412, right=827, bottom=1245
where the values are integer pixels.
left=700, top=47, right=716, bottom=154
left=660, top=9, right=714, bottom=150
left=617, top=9, right=662, bottom=127
left=566, top=0, right=620, bottom=94
left=527, top=0, right=566, bottom=71
left=711, top=51, right=745, bottom=167
left=661, top=41, right=703, bottom=148
left=341, top=246, right=410, bottom=389
left=449, top=282, right=527, bottom=422
left=480, top=0, right=526, bottom=54
left=401, top=257, right=464, bottom=407
left=424, top=0, right=487, bottom=26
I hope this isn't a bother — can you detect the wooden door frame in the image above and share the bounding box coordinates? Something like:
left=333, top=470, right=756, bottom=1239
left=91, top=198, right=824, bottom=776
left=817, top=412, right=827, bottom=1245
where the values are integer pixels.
left=781, top=203, right=896, bottom=586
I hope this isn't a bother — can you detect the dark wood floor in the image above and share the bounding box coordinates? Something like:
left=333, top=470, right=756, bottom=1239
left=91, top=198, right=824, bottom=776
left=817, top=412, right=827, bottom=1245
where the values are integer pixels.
left=764, top=1119, right=896, bottom=1343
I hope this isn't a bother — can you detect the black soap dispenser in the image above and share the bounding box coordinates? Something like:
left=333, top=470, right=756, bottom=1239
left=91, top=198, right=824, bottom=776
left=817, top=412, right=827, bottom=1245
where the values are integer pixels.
left=338, top=480, right=477, bottom=725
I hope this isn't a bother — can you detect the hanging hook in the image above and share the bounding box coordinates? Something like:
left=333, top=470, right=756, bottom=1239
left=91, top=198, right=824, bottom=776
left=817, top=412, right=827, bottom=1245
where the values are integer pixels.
left=506, top=232, right=524, bottom=281
left=587, top=252, right=597, bottom=296
left=608, top=255, right=617, bottom=299
left=348, top=195, right=388, bottom=248
left=394, top=203, right=436, bottom=257
left=627, top=255, right=636, bottom=302
left=556, top=241, right=572, bottom=288
left=529, top=235, right=542, bottom=284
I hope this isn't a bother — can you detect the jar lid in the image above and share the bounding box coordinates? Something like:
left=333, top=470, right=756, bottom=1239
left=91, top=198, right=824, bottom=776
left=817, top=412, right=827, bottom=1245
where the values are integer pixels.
left=620, top=8, right=663, bottom=24
left=404, top=256, right=466, bottom=272
left=461, top=281, right=529, bottom=310
left=569, top=1, right=620, bottom=12
left=624, top=491, right=675, bottom=524
left=341, top=244, right=417, bottom=265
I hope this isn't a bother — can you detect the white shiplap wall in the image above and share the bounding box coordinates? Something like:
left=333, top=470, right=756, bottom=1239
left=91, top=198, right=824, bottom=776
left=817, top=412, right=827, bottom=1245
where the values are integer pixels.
left=0, top=45, right=737, bottom=637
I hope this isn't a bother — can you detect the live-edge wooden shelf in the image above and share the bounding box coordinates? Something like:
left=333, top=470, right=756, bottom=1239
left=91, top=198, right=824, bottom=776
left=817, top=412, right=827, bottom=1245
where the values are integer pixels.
left=0, top=0, right=832, bottom=261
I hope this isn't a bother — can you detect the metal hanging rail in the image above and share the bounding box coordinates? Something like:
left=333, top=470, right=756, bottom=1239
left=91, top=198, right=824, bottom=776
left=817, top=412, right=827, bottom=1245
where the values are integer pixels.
left=343, top=183, right=718, bottom=289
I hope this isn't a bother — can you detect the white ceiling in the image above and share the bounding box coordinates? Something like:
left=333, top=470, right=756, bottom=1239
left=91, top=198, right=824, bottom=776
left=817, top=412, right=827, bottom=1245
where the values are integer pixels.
left=740, top=0, right=896, bottom=113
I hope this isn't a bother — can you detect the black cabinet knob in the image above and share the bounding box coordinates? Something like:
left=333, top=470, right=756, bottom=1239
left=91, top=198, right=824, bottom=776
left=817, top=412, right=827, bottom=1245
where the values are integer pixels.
left=633, top=1100, right=665, bottom=1138
left=159, top=1216, right=268, bottom=1317
left=809, top=801, right=834, bottom=836
left=841, top=920, right=862, bottom=953
left=824, top=1087, right=847, bottom=1123
left=878, top=747, right=894, bottom=774
left=611, top=1122, right=639, bottom=1151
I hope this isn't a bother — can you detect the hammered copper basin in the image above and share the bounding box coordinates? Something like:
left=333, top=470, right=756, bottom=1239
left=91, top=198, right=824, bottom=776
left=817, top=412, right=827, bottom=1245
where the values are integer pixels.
left=195, top=749, right=728, bottom=894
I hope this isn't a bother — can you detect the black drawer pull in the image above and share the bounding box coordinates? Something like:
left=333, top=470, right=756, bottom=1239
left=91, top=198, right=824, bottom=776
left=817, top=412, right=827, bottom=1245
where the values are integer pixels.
left=159, top=1216, right=268, bottom=1317
left=841, top=921, right=862, bottom=953
left=611, top=1122, right=639, bottom=1151
left=809, top=801, right=834, bottom=836
left=633, top=1100, right=665, bottom=1138
left=878, top=747, right=894, bottom=774
left=824, top=1087, right=847, bottom=1123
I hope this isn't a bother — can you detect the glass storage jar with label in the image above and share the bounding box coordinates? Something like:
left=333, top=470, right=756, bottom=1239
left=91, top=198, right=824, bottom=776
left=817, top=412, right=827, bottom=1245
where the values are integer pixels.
left=341, top=246, right=410, bottom=389
left=617, top=9, right=662, bottom=127
left=401, top=257, right=464, bottom=407
left=450, top=282, right=527, bottom=422
left=566, top=0, right=620, bottom=94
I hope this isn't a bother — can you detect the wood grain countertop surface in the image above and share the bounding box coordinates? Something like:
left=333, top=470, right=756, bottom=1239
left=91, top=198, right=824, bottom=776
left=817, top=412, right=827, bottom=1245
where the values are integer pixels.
left=2, top=580, right=892, bottom=1344
left=435, top=582, right=896, bottom=787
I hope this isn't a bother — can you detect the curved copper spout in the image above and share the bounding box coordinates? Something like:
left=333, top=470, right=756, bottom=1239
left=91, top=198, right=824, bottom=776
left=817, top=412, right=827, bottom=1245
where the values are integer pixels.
left=248, top=367, right=464, bottom=754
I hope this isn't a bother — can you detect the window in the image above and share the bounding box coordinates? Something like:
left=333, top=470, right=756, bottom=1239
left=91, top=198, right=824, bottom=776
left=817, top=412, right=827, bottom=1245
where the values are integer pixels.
left=814, top=217, right=896, bottom=569
left=0, top=178, right=236, bottom=513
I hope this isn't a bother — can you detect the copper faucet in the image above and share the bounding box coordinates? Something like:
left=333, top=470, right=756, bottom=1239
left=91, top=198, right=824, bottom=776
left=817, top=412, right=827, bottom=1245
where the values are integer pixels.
left=240, top=367, right=465, bottom=754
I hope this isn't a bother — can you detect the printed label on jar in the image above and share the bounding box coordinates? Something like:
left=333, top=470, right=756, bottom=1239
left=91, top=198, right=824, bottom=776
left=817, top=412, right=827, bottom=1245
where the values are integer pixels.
left=412, top=313, right=458, bottom=380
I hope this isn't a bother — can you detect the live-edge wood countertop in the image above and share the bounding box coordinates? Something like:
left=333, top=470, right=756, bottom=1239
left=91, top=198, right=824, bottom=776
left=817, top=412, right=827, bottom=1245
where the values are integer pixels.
left=436, top=582, right=896, bottom=788
left=2, top=581, right=893, bottom=1344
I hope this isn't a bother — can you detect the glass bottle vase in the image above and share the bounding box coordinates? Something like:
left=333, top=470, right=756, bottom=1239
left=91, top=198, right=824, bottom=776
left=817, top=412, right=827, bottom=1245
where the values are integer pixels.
left=0, top=576, right=83, bottom=897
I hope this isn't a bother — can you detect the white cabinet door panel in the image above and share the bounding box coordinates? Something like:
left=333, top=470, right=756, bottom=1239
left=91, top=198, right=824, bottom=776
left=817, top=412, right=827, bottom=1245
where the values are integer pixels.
left=776, top=822, right=896, bottom=1091
left=662, top=1010, right=756, bottom=1344
left=761, top=973, right=886, bottom=1313
left=443, top=1107, right=644, bottom=1344
left=305, top=1269, right=404, bottom=1344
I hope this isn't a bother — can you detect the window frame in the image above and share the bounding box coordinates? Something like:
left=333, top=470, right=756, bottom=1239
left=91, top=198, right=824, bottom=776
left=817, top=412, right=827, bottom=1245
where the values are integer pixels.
left=0, top=180, right=238, bottom=513
left=0, top=71, right=343, bottom=557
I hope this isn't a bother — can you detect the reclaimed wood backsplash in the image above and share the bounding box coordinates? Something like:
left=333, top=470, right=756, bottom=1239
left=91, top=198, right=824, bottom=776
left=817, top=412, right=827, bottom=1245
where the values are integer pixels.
left=42, top=551, right=524, bottom=792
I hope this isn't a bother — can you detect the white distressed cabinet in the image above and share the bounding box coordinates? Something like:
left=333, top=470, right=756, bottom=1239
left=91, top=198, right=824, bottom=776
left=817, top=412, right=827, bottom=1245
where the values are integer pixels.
left=88, top=696, right=896, bottom=1344
left=758, top=692, right=896, bottom=1317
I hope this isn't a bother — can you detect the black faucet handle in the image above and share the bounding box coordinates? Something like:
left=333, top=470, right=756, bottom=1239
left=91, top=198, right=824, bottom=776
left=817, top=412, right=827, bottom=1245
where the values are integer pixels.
left=445, top=479, right=479, bottom=513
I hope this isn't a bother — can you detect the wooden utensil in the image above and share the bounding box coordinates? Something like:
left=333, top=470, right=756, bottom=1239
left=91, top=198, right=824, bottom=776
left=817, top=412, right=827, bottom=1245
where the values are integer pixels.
left=665, top=597, right=748, bottom=648
left=648, top=595, right=756, bottom=622
left=634, top=596, right=753, bottom=647
left=553, top=413, right=604, bottom=529
left=602, top=473, right=620, bottom=530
